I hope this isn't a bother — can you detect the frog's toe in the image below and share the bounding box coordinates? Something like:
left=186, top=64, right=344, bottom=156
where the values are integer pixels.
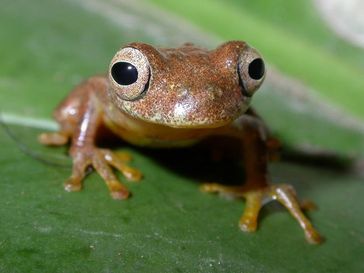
left=300, top=199, right=317, bottom=211
left=100, top=149, right=143, bottom=182
left=305, top=227, right=323, bottom=244
left=115, top=151, right=133, bottom=162
left=200, top=183, right=245, bottom=197
left=239, top=217, right=258, bottom=232
left=121, top=166, right=142, bottom=182
left=63, top=154, right=89, bottom=192
left=64, top=178, right=82, bottom=192
left=108, top=180, right=130, bottom=200
left=92, top=150, right=132, bottom=200
left=200, top=183, right=220, bottom=193
left=270, top=184, right=324, bottom=244
left=238, top=190, right=263, bottom=232
left=38, top=132, right=69, bottom=146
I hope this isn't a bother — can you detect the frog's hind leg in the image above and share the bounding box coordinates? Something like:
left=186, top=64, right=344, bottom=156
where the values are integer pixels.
left=201, top=182, right=322, bottom=244
left=202, top=116, right=323, bottom=244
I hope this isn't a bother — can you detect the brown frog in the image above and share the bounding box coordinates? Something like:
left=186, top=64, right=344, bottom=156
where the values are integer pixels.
left=39, top=41, right=322, bottom=244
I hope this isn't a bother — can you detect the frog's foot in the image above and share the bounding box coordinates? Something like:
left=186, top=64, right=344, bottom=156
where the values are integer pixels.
left=65, top=148, right=142, bottom=200
left=201, top=183, right=323, bottom=244
left=38, top=132, right=69, bottom=146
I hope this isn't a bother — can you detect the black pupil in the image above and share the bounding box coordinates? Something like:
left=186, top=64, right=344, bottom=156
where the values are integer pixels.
left=111, top=62, right=138, bottom=85
left=248, top=58, right=265, bottom=80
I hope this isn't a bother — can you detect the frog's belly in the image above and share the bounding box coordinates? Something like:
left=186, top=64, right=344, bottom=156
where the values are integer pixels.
left=104, top=116, right=205, bottom=148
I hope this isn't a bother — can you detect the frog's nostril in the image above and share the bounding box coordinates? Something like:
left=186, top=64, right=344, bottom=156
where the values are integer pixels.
left=111, top=62, right=138, bottom=85
left=248, top=58, right=265, bottom=80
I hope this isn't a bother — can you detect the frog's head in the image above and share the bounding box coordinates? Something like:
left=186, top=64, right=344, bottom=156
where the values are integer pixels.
left=108, top=41, right=265, bottom=128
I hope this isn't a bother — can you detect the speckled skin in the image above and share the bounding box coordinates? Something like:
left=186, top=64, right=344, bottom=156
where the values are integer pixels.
left=39, top=41, right=322, bottom=244
left=110, top=42, right=251, bottom=128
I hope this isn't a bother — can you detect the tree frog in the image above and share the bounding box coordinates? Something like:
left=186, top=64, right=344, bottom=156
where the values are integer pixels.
left=39, top=41, right=322, bottom=244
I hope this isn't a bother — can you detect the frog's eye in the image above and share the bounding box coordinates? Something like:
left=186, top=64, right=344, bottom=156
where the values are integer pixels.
left=111, top=62, right=138, bottom=85
left=109, top=47, right=150, bottom=101
left=248, top=58, right=265, bottom=80
left=238, top=48, right=265, bottom=97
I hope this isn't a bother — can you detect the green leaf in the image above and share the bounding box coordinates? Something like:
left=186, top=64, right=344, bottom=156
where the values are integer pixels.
left=1, top=0, right=364, bottom=272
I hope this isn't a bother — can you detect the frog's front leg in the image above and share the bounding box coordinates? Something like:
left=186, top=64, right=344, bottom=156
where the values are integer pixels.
left=39, top=78, right=142, bottom=199
left=202, top=115, right=323, bottom=244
